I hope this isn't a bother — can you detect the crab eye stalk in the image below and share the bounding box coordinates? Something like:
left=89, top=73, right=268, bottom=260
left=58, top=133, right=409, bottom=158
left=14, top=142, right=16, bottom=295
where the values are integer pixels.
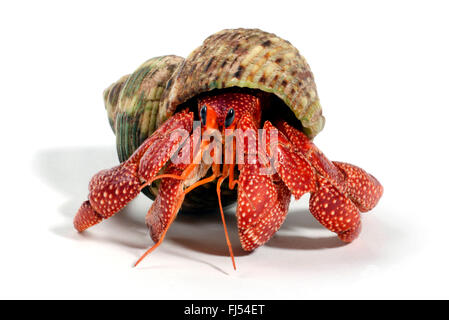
left=224, top=108, right=235, bottom=128
left=200, top=105, right=207, bottom=126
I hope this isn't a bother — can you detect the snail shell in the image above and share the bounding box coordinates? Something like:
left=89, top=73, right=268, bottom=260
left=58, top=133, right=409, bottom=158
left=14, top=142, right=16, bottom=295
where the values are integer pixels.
left=103, top=28, right=325, bottom=210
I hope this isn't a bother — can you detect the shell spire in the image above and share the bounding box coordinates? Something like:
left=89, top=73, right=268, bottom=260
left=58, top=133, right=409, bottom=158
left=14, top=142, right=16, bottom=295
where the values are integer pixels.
left=107, top=55, right=185, bottom=162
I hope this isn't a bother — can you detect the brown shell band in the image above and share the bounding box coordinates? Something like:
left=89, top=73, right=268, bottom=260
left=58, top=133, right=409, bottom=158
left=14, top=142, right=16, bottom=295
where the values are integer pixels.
left=159, top=28, right=324, bottom=138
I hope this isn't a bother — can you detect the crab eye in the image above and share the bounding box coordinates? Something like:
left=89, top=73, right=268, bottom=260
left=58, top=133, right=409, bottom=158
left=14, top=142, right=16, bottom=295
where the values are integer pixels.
left=224, top=108, right=235, bottom=128
left=200, top=105, right=207, bottom=126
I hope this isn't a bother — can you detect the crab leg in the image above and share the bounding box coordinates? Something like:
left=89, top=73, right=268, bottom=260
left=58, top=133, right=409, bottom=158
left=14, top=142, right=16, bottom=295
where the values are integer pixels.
left=263, top=121, right=315, bottom=199
left=309, top=175, right=362, bottom=242
left=137, top=111, right=194, bottom=182
left=275, top=120, right=382, bottom=241
left=73, top=162, right=141, bottom=231
left=274, top=120, right=345, bottom=184
left=74, top=111, right=193, bottom=232
left=145, top=163, right=187, bottom=244
left=332, top=161, right=383, bottom=212
left=275, top=120, right=383, bottom=211
left=133, top=163, right=187, bottom=267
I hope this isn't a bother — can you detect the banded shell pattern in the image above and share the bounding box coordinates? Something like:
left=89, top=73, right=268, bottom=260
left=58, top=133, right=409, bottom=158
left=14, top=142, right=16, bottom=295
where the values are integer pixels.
left=159, top=28, right=324, bottom=138
left=104, top=55, right=184, bottom=162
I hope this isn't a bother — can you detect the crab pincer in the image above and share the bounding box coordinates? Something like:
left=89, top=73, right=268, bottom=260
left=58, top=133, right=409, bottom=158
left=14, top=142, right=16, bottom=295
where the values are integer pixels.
left=236, top=162, right=292, bottom=251
left=74, top=162, right=141, bottom=232
left=74, top=110, right=194, bottom=232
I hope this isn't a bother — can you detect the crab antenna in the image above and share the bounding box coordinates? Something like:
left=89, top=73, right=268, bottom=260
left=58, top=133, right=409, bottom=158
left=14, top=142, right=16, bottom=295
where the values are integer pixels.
left=216, top=176, right=237, bottom=270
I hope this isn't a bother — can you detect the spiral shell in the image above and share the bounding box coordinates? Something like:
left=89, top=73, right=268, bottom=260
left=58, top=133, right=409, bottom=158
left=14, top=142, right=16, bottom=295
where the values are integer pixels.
left=105, top=55, right=184, bottom=162
left=103, top=28, right=325, bottom=209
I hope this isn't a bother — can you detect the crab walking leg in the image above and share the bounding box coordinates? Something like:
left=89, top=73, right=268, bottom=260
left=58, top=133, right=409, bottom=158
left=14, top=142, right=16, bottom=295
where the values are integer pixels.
left=275, top=120, right=381, bottom=241
left=332, top=162, right=383, bottom=212
left=135, top=160, right=209, bottom=267
left=134, top=171, right=185, bottom=267
left=138, top=111, right=194, bottom=182
left=274, top=120, right=344, bottom=184
left=309, top=176, right=362, bottom=242
left=126, top=110, right=194, bottom=165
left=145, top=163, right=187, bottom=243
left=73, top=111, right=194, bottom=232
left=146, top=160, right=221, bottom=243
left=263, top=121, right=315, bottom=199
left=275, top=120, right=383, bottom=212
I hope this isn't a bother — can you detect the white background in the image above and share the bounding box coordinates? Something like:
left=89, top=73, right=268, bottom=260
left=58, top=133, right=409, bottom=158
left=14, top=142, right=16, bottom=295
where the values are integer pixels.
left=1, top=0, right=448, bottom=299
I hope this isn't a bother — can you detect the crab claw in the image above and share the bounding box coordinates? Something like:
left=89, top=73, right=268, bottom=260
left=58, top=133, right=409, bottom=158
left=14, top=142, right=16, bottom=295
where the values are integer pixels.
left=74, top=110, right=194, bottom=233
left=74, top=162, right=141, bottom=232
left=74, top=201, right=102, bottom=232
left=237, top=162, right=292, bottom=251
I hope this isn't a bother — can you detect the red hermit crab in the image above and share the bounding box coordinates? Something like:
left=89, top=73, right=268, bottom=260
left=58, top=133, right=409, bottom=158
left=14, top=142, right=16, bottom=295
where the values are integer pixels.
left=74, top=29, right=383, bottom=268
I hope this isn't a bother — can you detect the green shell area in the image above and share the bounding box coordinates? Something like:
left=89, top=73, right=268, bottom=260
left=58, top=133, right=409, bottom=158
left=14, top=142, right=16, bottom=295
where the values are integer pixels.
left=103, top=74, right=129, bottom=133
left=158, top=28, right=325, bottom=139
left=106, top=55, right=185, bottom=163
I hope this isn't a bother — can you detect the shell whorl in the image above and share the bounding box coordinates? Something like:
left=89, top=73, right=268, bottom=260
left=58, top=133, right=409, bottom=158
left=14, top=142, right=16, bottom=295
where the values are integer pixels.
left=158, top=28, right=325, bottom=138
left=108, top=55, right=184, bottom=162
left=103, top=74, right=129, bottom=133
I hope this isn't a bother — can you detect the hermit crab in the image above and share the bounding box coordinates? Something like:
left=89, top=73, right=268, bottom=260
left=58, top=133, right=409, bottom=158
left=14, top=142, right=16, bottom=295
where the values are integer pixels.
left=74, top=28, right=383, bottom=268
